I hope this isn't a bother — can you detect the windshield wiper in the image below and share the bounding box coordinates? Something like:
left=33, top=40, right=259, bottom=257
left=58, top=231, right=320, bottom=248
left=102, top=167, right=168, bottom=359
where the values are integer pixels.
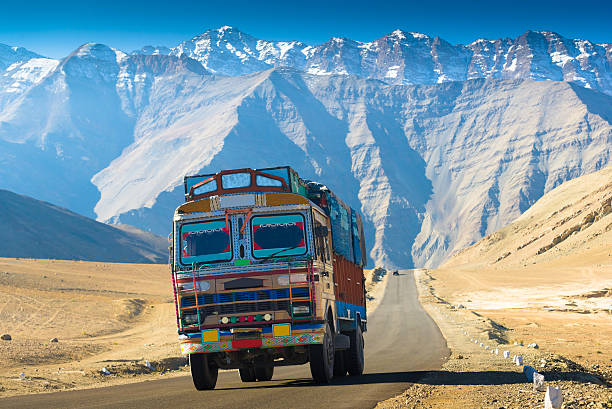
left=260, top=244, right=302, bottom=263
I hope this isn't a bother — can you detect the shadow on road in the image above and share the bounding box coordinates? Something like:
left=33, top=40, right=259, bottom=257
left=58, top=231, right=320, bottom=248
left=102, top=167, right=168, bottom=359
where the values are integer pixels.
left=215, top=371, right=430, bottom=391
left=414, top=370, right=526, bottom=385
left=216, top=368, right=602, bottom=391
left=414, top=369, right=607, bottom=386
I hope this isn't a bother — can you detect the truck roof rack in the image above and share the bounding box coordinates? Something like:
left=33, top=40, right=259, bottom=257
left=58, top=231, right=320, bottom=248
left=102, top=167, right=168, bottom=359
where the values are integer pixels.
left=184, top=166, right=303, bottom=201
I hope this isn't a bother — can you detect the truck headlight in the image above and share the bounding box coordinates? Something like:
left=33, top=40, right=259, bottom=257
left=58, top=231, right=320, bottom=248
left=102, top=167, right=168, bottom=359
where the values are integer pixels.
left=291, top=273, right=308, bottom=283
left=292, top=304, right=310, bottom=315
left=277, top=274, right=308, bottom=286
left=182, top=313, right=199, bottom=325
left=179, top=281, right=210, bottom=292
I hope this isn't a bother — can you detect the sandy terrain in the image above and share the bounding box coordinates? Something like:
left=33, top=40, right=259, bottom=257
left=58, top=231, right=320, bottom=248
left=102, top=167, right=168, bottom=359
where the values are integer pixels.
left=0, top=257, right=189, bottom=397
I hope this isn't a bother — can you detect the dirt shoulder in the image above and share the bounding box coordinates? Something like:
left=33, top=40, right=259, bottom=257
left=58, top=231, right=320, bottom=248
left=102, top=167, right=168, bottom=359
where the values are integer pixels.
left=364, top=267, right=389, bottom=314
left=376, top=269, right=611, bottom=409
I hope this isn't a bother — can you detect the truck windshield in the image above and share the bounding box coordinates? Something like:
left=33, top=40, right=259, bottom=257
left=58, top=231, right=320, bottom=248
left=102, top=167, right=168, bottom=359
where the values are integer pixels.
left=180, top=220, right=232, bottom=265
left=251, top=214, right=307, bottom=259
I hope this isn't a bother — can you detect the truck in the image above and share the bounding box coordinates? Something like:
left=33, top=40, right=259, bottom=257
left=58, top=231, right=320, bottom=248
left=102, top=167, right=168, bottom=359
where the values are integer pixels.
left=169, top=166, right=367, bottom=390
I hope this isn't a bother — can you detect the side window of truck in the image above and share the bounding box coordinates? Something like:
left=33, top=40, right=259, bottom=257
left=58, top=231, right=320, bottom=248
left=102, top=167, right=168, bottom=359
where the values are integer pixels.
left=314, top=222, right=326, bottom=262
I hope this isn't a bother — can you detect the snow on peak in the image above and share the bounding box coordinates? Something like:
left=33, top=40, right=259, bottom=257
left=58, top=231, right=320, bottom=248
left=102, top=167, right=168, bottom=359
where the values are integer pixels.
left=382, top=29, right=430, bottom=43
left=0, top=44, right=45, bottom=69
left=470, top=38, right=493, bottom=45
left=409, top=32, right=429, bottom=40
left=391, top=29, right=406, bottom=39
left=73, top=43, right=122, bottom=60
left=133, top=45, right=171, bottom=56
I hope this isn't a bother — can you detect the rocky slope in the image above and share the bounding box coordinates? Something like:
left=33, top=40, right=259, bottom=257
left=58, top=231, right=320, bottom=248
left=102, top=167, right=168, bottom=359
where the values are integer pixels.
left=0, top=29, right=611, bottom=267
left=443, top=165, right=612, bottom=269
left=0, top=189, right=166, bottom=263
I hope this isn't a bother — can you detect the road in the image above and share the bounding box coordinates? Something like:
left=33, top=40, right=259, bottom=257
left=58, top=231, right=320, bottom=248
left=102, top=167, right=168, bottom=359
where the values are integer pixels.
left=1, top=270, right=449, bottom=409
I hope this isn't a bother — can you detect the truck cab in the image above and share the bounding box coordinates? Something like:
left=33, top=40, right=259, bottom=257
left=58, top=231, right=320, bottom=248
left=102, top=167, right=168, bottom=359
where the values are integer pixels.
left=170, top=167, right=367, bottom=389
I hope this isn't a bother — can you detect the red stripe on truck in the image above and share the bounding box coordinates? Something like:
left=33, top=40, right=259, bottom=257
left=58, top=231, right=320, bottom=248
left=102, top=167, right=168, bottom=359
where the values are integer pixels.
left=232, top=338, right=262, bottom=349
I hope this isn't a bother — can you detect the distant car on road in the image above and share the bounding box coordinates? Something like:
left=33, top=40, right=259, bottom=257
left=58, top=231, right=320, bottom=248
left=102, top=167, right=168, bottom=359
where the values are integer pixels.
left=392, top=271, right=399, bottom=276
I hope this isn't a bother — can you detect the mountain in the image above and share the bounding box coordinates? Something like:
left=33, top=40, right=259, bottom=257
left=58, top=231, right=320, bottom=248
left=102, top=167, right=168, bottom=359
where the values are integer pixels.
left=442, top=165, right=612, bottom=270
left=158, top=27, right=612, bottom=96
left=0, top=43, right=207, bottom=216
left=0, top=189, right=167, bottom=263
left=0, top=44, right=58, bottom=110
left=89, top=70, right=612, bottom=268
left=0, top=44, right=43, bottom=70
left=1, top=28, right=611, bottom=268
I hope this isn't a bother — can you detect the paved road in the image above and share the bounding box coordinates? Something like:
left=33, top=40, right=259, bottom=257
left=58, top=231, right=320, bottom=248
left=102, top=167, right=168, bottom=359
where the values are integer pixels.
left=1, top=270, right=449, bottom=409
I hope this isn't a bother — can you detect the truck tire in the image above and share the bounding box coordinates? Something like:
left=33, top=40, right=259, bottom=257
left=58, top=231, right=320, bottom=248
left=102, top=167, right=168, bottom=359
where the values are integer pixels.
left=190, top=353, right=218, bottom=390
left=333, top=349, right=347, bottom=377
left=345, top=323, right=364, bottom=376
left=239, top=367, right=257, bottom=382
left=255, top=364, right=274, bottom=381
left=309, top=321, right=334, bottom=383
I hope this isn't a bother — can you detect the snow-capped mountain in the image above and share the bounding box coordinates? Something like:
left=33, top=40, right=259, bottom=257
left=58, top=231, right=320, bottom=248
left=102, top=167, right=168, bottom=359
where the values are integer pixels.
left=0, top=42, right=208, bottom=215
left=0, top=44, right=43, bottom=69
left=152, top=27, right=612, bottom=96
left=1, top=28, right=611, bottom=268
left=0, top=44, right=58, bottom=110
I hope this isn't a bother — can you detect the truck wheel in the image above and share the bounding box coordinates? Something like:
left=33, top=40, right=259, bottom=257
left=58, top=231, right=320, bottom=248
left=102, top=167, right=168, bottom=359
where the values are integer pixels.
left=333, top=349, right=347, bottom=377
left=239, top=367, right=257, bottom=382
left=309, top=321, right=334, bottom=383
left=345, top=323, right=364, bottom=376
left=255, top=364, right=274, bottom=381
left=190, top=353, right=218, bottom=390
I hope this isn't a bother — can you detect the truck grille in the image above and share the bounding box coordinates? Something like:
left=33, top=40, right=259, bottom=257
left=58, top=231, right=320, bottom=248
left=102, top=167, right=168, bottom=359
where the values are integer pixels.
left=199, top=300, right=289, bottom=316
left=180, top=287, right=309, bottom=309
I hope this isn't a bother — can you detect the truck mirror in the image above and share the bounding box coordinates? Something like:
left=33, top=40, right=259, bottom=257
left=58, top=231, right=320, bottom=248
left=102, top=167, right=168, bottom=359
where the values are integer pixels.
left=314, top=226, right=328, bottom=238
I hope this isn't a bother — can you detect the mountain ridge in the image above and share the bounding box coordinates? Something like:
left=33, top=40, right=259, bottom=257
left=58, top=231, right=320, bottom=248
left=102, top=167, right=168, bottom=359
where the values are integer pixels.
left=4, top=27, right=611, bottom=94
left=133, top=27, right=612, bottom=96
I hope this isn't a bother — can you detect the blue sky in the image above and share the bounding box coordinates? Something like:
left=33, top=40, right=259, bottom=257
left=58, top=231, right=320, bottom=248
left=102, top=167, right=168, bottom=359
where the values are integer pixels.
left=1, top=0, right=611, bottom=58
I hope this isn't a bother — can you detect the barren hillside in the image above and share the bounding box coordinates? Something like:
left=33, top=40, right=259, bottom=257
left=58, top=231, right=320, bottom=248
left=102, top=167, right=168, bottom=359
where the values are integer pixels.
left=0, top=189, right=167, bottom=263
left=443, top=165, right=612, bottom=270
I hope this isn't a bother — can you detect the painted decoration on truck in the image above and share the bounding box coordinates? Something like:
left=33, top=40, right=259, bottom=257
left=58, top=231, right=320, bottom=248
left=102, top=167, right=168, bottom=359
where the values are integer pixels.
left=180, top=220, right=231, bottom=265
left=180, top=333, right=324, bottom=354
left=251, top=214, right=306, bottom=258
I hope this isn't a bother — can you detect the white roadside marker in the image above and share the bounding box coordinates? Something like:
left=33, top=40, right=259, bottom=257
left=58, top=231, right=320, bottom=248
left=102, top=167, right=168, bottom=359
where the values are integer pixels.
left=545, top=386, right=563, bottom=409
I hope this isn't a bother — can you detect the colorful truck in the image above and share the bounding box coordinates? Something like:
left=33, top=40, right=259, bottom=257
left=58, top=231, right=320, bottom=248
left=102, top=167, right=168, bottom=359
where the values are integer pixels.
left=170, top=166, right=367, bottom=389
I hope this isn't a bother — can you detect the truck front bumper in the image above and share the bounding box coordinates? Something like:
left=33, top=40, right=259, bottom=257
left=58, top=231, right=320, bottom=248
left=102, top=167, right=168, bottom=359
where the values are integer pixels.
left=180, top=323, right=325, bottom=354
